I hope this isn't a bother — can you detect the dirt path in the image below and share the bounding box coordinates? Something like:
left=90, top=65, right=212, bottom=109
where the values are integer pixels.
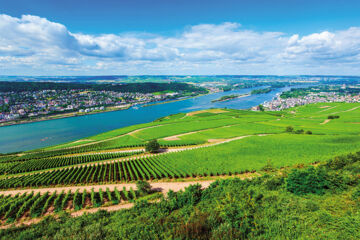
left=162, top=123, right=238, bottom=141
left=186, top=109, right=228, bottom=116
left=0, top=181, right=214, bottom=196
left=318, top=106, right=337, bottom=113
left=163, top=131, right=199, bottom=141
left=320, top=119, right=331, bottom=125
left=70, top=203, right=135, bottom=217
left=343, top=106, right=360, bottom=112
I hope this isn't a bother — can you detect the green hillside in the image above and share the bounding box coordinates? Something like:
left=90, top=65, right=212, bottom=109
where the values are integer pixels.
left=0, top=102, right=360, bottom=232
left=1, top=102, right=360, bottom=187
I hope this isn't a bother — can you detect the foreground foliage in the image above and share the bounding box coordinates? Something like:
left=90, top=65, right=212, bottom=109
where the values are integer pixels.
left=2, top=153, right=360, bottom=239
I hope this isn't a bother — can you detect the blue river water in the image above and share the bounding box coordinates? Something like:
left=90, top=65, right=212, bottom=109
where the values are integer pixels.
left=0, top=86, right=290, bottom=153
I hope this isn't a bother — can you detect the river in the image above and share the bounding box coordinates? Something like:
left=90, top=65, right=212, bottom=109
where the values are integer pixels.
left=0, top=86, right=290, bottom=153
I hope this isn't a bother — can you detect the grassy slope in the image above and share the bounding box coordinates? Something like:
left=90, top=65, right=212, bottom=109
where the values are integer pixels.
left=163, top=134, right=360, bottom=175
left=9, top=102, right=360, bottom=179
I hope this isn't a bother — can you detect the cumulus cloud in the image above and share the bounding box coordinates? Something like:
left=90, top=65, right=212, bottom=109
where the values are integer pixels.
left=1, top=14, right=360, bottom=75
left=284, top=28, right=360, bottom=63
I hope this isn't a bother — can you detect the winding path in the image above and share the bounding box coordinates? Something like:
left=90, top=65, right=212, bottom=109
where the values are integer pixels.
left=0, top=181, right=214, bottom=196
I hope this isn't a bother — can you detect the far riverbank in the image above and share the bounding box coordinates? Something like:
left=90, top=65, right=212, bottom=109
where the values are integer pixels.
left=0, top=105, right=132, bottom=128
left=0, top=93, right=209, bottom=128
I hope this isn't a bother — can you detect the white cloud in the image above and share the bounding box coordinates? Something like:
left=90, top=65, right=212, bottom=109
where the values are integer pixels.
left=284, top=28, right=360, bottom=63
left=1, top=14, right=360, bottom=75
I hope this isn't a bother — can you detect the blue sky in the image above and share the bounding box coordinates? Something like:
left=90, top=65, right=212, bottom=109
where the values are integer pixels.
left=1, top=0, right=360, bottom=75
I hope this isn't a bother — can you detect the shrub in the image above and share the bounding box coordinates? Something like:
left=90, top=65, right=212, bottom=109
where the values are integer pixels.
left=328, top=115, right=340, bottom=119
left=295, top=129, right=304, bottom=134
left=352, top=187, right=360, bottom=200
left=325, top=154, right=359, bottom=170
left=264, top=176, right=285, bottom=190
left=285, top=126, right=294, bottom=132
left=286, top=167, right=329, bottom=195
left=306, top=130, right=312, bottom=135
left=287, top=166, right=347, bottom=196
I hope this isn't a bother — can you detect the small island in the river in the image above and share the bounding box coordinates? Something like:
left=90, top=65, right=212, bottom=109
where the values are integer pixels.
left=211, top=93, right=250, bottom=102
left=212, top=88, right=273, bottom=103
left=251, top=88, right=272, bottom=94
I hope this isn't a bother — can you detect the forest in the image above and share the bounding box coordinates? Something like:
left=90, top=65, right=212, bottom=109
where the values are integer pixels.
left=0, top=82, right=207, bottom=94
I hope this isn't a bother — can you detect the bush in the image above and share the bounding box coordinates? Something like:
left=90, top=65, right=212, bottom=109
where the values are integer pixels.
left=295, top=129, right=304, bottom=134
left=326, top=156, right=349, bottom=170
left=286, top=167, right=329, bottom=195
left=326, top=153, right=360, bottom=170
left=352, top=187, right=360, bottom=200
left=286, top=126, right=294, bottom=132
left=145, top=139, right=160, bottom=153
left=328, top=115, right=340, bottom=119
left=264, top=176, right=285, bottom=190
left=306, top=130, right=312, bottom=135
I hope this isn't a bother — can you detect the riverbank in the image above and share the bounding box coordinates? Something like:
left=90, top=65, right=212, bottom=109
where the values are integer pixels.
left=0, top=105, right=132, bottom=128
left=0, top=93, right=209, bottom=128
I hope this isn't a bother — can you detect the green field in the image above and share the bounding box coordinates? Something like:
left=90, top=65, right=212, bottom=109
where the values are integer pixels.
left=1, top=102, right=360, bottom=188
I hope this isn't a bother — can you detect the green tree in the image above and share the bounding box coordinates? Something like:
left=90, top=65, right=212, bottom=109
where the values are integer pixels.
left=145, top=139, right=160, bottom=153
left=136, top=180, right=152, bottom=195
left=258, top=104, right=265, bottom=111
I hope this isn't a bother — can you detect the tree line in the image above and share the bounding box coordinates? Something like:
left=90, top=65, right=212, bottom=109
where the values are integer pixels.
left=0, top=82, right=207, bottom=94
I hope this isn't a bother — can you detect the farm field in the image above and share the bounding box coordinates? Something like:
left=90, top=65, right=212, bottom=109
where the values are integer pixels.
left=1, top=102, right=360, bottom=189
left=0, top=102, right=359, bottom=227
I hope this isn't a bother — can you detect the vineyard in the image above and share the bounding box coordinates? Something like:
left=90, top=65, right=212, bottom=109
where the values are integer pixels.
left=0, top=187, right=144, bottom=222
left=1, top=99, right=360, bottom=237
left=5, top=150, right=144, bottom=174
left=2, top=134, right=360, bottom=189
left=0, top=137, right=203, bottom=164
left=0, top=103, right=359, bottom=191
left=0, top=156, right=191, bottom=189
